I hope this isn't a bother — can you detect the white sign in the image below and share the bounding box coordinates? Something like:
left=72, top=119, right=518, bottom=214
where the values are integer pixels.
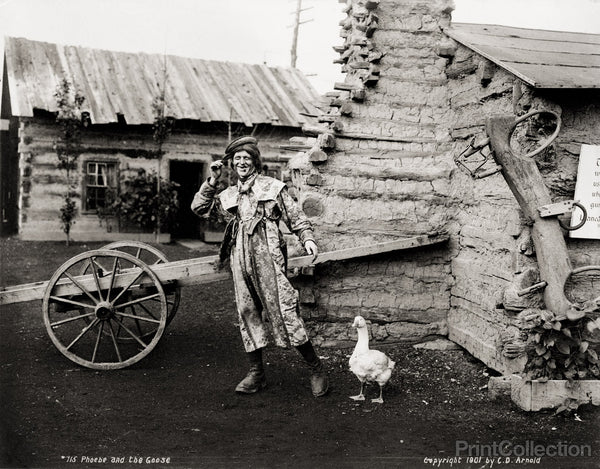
left=570, top=144, right=600, bottom=239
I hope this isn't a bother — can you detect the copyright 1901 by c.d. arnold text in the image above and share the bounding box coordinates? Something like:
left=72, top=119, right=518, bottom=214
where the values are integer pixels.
left=61, top=455, right=171, bottom=464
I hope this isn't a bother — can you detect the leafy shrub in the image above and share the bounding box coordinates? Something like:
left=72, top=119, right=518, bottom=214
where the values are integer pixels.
left=514, top=308, right=600, bottom=381
left=100, top=169, right=180, bottom=232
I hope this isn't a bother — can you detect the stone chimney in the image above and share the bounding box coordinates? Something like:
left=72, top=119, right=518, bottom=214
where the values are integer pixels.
left=289, top=0, right=458, bottom=346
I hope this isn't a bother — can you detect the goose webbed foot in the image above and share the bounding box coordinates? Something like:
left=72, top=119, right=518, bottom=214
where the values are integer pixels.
left=371, top=385, right=384, bottom=403
left=350, top=382, right=366, bottom=401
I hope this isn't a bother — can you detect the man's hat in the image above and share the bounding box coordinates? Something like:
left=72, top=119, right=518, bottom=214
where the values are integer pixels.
left=224, top=136, right=259, bottom=158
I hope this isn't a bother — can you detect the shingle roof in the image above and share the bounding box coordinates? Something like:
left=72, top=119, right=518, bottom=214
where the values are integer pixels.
left=3, top=36, right=320, bottom=126
left=444, top=23, right=600, bottom=89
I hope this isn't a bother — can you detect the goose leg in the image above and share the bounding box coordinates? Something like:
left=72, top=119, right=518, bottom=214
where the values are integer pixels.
left=371, top=385, right=384, bottom=404
left=350, top=382, right=366, bottom=401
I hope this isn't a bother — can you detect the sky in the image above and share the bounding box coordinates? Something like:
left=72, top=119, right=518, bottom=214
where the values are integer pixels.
left=0, top=0, right=599, bottom=95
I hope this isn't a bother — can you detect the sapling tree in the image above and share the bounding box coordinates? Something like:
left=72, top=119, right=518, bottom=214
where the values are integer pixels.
left=150, top=65, right=175, bottom=240
left=54, top=79, right=85, bottom=245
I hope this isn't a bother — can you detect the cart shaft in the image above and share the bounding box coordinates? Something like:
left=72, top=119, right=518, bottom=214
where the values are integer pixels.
left=0, top=234, right=448, bottom=306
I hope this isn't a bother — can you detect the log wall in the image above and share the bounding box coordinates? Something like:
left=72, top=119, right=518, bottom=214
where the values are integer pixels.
left=446, top=45, right=600, bottom=372
left=16, top=117, right=295, bottom=241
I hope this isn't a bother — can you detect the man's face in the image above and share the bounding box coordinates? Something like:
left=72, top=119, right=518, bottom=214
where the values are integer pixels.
left=232, top=150, right=255, bottom=179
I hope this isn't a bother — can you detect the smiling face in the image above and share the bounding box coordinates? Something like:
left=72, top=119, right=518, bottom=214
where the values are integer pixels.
left=232, top=150, right=256, bottom=180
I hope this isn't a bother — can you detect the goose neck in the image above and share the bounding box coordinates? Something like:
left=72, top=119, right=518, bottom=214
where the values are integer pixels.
left=354, top=326, right=370, bottom=353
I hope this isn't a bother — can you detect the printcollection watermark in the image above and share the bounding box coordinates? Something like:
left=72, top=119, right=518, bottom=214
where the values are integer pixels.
left=422, top=440, right=592, bottom=467
left=456, top=440, right=591, bottom=458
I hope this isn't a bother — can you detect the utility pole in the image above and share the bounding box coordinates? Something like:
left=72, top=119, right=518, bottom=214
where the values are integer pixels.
left=290, top=0, right=313, bottom=68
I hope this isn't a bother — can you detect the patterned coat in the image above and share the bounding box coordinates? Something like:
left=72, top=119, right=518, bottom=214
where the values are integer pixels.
left=191, top=174, right=315, bottom=352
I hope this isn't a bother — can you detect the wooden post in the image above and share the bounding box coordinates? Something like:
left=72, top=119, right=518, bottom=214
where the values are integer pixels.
left=486, top=115, right=572, bottom=314
left=291, top=0, right=301, bottom=67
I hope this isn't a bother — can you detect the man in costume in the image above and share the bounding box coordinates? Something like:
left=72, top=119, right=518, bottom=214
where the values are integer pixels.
left=191, top=136, right=328, bottom=397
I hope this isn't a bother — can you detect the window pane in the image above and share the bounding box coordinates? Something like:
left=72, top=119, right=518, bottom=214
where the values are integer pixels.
left=85, top=161, right=117, bottom=211
left=87, top=187, right=97, bottom=210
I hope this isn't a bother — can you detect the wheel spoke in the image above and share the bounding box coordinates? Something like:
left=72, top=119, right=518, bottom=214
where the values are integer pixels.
left=50, top=311, right=96, bottom=328
left=132, top=306, right=144, bottom=337
left=111, top=317, right=147, bottom=348
left=107, top=256, right=119, bottom=302
left=137, top=301, right=159, bottom=321
left=135, top=247, right=142, bottom=259
left=106, top=321, right=123, bottom=362
left=63, top=271, right=100, bottom=304
left=92, top=321, right=104, bottom=362
left=90, top=258, right=104, bottom=302
left=66, top=318, right=100, bottom=351
left=50, top=296, right=96, bottom=310
left=149, top=296, right=174, bottom=306
left=111, top=270, right=144, bottom=304
left=114, top=310, right=161, bottom=324
left=114, top=293, right=161, bottom=309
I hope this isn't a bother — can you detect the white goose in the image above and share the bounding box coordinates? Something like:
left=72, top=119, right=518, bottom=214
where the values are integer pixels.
left=349, top=315, right=395, bottom=403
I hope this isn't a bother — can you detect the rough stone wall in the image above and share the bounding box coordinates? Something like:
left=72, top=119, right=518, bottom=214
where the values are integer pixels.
left=289, top=0, right=600, bottom=358
left=16, top=118, right=295, bottom=241
left=445, top=43, right=600, bottom=373
left=289, top=0, right=458, bottom=346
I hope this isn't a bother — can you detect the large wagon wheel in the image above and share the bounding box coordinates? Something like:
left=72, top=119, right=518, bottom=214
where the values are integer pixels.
left=97, top=241, right=180, bottom=325
left=43, top=250, right=167, bottom=370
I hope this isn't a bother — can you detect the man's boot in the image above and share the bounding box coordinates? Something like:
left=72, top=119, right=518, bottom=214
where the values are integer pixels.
left=296, top=341, right=329, bottom=397
left=235, top=348, right=266, bottom=394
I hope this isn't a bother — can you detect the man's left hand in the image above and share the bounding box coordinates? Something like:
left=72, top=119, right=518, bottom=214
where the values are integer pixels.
left=304, top=240, right=318, bottom=264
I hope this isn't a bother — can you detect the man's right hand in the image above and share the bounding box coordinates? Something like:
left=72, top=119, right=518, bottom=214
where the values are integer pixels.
left=209, top=160, right=224, bottom=185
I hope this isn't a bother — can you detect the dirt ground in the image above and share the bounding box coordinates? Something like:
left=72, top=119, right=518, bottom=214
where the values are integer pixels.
left=1, top=238, right=599, bottom=469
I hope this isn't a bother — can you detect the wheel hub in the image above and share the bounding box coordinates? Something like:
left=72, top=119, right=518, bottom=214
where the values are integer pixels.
left=95, top=301, right=114, bottom=320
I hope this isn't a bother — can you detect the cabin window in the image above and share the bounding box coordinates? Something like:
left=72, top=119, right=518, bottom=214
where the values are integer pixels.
left=83, top=161, right=118, bottom=211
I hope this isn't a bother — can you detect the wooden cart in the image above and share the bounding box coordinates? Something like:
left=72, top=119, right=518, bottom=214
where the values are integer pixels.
left=0, top=235, right=448, bottom=370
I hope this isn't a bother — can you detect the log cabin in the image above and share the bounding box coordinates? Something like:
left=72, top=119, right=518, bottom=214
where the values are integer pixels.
left=287, top=0, right=600, bottom=375
left=0, top=37, right=320, bottom=242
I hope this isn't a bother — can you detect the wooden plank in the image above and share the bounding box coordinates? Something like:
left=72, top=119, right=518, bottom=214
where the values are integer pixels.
left=176, top=55, right=212, bottom=122
left=476, top=43, right=600, bottom=69
left=445, top=26, right=600, bottom=88
left=217, top=62, right=260, bottom=126
left=0, top=235, right=448, bottom=306
left=452, top=23, right=600, bottom=46
left=0, top=256, right=221, bottom=306
left=288, top=234, right=449, bottom=268
left=336, top=132, right=441, bottom=143
left=3, top=39, right=30, bottom=117
left=447, top=27, right=600, bottom=55
left=190, top=58, right=230, bottom=122
left=238, top=63, right=281, bottom=122
left=506, top=63, right=600, bottom=89
left=257, top=65, right=301, bottom=126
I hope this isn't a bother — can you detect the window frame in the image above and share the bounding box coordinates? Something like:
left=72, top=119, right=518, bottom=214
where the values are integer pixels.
left=81, top=159, right=119, bottom=214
